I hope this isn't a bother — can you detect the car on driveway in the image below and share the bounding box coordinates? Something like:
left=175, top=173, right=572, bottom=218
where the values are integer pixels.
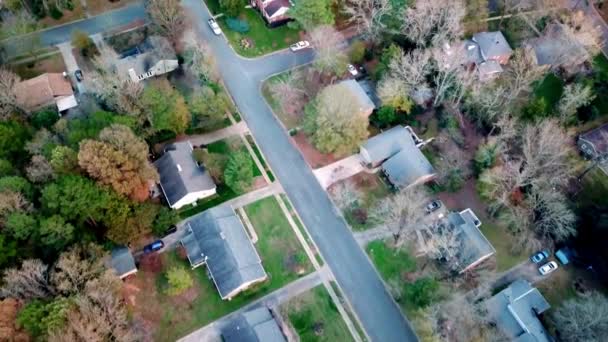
left=208, top=18, right=222, bottom=35
left=347, top=64, right=359, bottom=76
left=538, top=261, right=558, bottom=275
left=530, top=250, right=549, bottom=264
left=74, top=69, right=83, bottom=82
left=290, top=41, right=310, bottom=52
left=425, top=200, right=442, bottom=214
left=143, top=240, right=164, bottom=254
left=163, top=225, right=177, bottom=237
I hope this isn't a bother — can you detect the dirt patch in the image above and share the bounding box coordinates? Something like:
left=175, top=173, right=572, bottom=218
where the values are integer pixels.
left=139, top=253, right=164, bottom=273
left=291, top=132, right=339, bottom=168
left=437, top=178, right=488, bottom=216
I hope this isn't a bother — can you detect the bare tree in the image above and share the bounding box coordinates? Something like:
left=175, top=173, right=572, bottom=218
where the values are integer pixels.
left=0, top=10, right=37, bottom=37
left=145, top=0, right=185, bottom=42
left=401, top=0, right=465, bottom=47
left=505, top=48, right=548, bottom=101
left=268, top=71, right=308, bottom=116
left=342, top=0, right=393, bottom=42
left=182, top=38, right=218, bottom=83
left=0, top=191, right=32, bottom=219
left=329, top=181, right=361, bottom=210
left=51, top=244, right=106, bottom=296
left=0, top=67, right=22, bottom=119
left=431, top=41, right=474, bottom=106
left=0, top=259, right=54, bottom=300
left=551, top=291, right=608, bottom=342
left=309, top=25, right=348, bottom=74
left=425, top=219, right=464, bottom=272
left=465, top=83, right=511, bottom=126
left=528, top=186, right=577, bottom=242
left=370, top=186, right=429, bottom=246
left=147, top=35, right=176, bottom=61
left=26, top=155, right=55, bottom=183
left=557, top=83, right=595, bottom=124
left=379, top=48, right=433, bottom=105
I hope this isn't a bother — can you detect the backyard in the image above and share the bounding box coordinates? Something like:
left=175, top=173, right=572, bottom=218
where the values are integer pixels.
left=281, top=286, right=353, bottom=342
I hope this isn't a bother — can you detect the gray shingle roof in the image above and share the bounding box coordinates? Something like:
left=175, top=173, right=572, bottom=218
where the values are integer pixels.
left=339, top=79, right=376, bottom=114
left=360, top=125, right=412, bottom=165
left=110, top=246, right=136, bottom=278
left=221, top=307, right=286, bottom=342
left=473, top=31, right=513, bottom=60
left=486, top=279, right=551, bottom=342
left=181, top=206, right=267, bottom=299
left=154, top=141, right=215, bottom=207
left=446, top=210, right=495, bottom=271
left=382, top=147, right=434, bottom=188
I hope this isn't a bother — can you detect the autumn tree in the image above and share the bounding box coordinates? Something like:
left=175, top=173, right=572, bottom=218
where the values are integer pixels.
left=141, top=79, right=191, bottom=135
left=552, top=291, right=608, bottom=342
left=369, top=186, right=428, bottom=246
left=164, top=266, right=193, bottom=295
left=401, top=0, right=465, bottom=47
left=51, top=244, right=106, bottom=296
left=303, top=83, right=369, bottom=155
left=288, top=0, right=334, bottom=30
left=145, top=0, right=185, bottom=42
left=342, top=0, right=393, bottom=42
left=557, top=83, right=595, bottom=125
left=0, top=67, right=22, bottom=119
left=224, top=151, right=253, bottom=193
left=309, top=25, right=348, bottom=75
left=0, top=259, right=54, bottom=300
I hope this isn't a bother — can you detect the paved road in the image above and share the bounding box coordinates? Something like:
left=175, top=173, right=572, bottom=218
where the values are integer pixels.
left=183, top=1, right=418, bottom=341
left=0, top=2, right=147, bottom=60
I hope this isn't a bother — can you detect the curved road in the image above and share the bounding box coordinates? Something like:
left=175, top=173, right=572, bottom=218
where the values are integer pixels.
left=183, top=1, right=417, bottom=341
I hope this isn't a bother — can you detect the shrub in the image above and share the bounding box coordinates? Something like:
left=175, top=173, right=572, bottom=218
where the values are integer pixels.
left=404, top=277, right=439, bottom=308
left=49, top=5, right=63, bottom=19
left=224, top=151, right=254, bottom=193
left=349, top=40, right=366, bottom=64
left=373, top=106, right=397, bottom=127
left=165, top=266, right=193, bottom=295
left=31, top=108, right=60, bottom=129
left=71, top=30, right=96, bottom=57
left=473, top=142, right=498, bottom=175
left=225, top=17, right=250, bottom=33
left=521, top=97, right=549, bottom=121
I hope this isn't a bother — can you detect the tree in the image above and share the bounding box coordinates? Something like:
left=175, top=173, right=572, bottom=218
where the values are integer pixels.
left=141, top=79, right=191, bottom=135
left=51, top=244, right=106, bottom=296
left=401, top=0, right=465, bottom=47
left=303, top=83, right=369, bottom=155
left=26, top=154, right=55, bottom=183
left=71, top=30, right=96, bottom=57
left=309, top=25, right=348, bottom=75
left=430, top=42, right=474, bottom=106
left=342, top=0, right=393, bottom=42
left=39, top=215, right=75, bottom=251
left=329, top=181, right=361, bottom=210
left=0, top=158, right=14, bottom=177
left=164, top=266, right=193, bottom=295
left=0, top=191, right=31, bottom=219
left=505, top=48, right=547, bottom=103
left=182, top=40, right=218, bottom=84
left=288, top=0, right=334, bottom=30
left=349, top=40, right=367, bottom=63
left=189, top=87, right=231, bottom=131
left=527, top=186, right=577, bottom=242
left=224, top=151, right=253, bottom=193
left=99, top=124, right=156, bottom=175
left=425, top=219, right=465, bottom=271
left=152, top=207, right=179, bottom=236
left=26, top=128, right=59, bottom=157
left=404, top=277, right=439, bottom=308
left=552, top=292, right=608, bottom=342
left=369, top=186, right=428, bottom=246
left=0, top=259, right=54, bottom=300
left=0, top=234, right=17, bottom=268
left=0, top=176, right=34, bottom=200
left=5, top=212, right=37, bottom=240
left=0, top=10, right=37, bottom=39
left=0, top=120, right=30, bottom=162
left=145, top=0, right=185, bottom=41
left=16, top=298, right=70, bottom=338
left=0, top=67, right=22, bottom=119
left=193, top=149, right=228, bottom=183
left=268, top=71, right=308, bottom=117
left=378, top=48, right=433, bottom=105
left=219, top=0, right=244, bottom=16
left=50, top=145, right=79, bottom=174
left=557, top=83, right=595, bottom=125
left=465, top=83, right=510, bottom=126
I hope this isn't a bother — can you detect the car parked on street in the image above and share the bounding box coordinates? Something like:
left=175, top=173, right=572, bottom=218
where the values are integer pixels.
left=347, top=64, right=359, bottom=76
left=143, top=240, right=164, bottom=254
left=74, top=69, right=83, bottom=82
left=530, top=250, right=550, bottom=264
left=425, top=200, right=442, bottom=214
left=290, top=41, right=310, bottom=52
left=538, top=261, right=559, bottom=275
left=208, top=18, right=222, bottom=35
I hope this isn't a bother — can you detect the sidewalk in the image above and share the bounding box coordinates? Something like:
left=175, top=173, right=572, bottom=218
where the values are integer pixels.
left=187, top=121, right=249, bottom=146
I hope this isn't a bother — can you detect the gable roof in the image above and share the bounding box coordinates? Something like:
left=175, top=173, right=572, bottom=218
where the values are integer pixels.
left=221, top=307, right=286, bottom=342
left=263, top=0, right=291, bottom=18
left=473, top=31, right=513, bottom=60
left=382, top=146, right=434, bottom=188
left=360, top=125, right=412, bottom=165
left=339, top=79, right=376, bottom=115
left=154, top=141, right=215, bottom=207
left=110, top=246, right=137, bottom=279
left=527, top=24, right=588, bottom=67
left=181, top=206, right=267, bottom=299
left=486, top=279, right=551, bottom=342
left=446, top=209, right=495, bottom=272
left=579, top=122, right=608, bottom=157
left=14, top=73, right=73, bottom=110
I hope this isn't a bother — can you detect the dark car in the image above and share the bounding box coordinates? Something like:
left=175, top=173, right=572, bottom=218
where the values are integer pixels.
left=74, top=69, right=83, bottom=82
left=143, top=240, right=164, bottom=254
left=425, top=200, right=442, bottom=214
left=163, top=225, right=178, bottom=237
left=530, top=250, right=550, bottom=264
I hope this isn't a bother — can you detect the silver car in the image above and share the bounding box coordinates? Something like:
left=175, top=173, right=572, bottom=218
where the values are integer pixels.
left=538, top=261, right=558, bottom=275
left=208, top=18, right=222, bottom=35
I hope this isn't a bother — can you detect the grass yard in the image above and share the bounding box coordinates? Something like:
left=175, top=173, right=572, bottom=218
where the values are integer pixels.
left=281, top=286, right=354, bottom=342
left=39, top=2, right=85, bottom=28
left=479, top=219, right=526, bottom=272
left=11, top=52, right=67, bottom=78
left=246, top=135, right=275, bottom=181
left=218, top=8, right=301, bottom=57
left=244, top=197, right=313, bottom=284
left=536, top=268, right=577, bottom=308
left=366, top=240, right=416, bottom=281
left=533, top=73, right=565, bottom=109
left=206, top=137, right=262, bottom=177
left=262, top=72, right=303, bottom=130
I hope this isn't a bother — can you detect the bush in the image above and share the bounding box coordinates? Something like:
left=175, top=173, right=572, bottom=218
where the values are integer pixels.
left=373, top=106, right=397, bottom=127
left=165, top=266, right=194, bottom=295
left=49, top=5, right=63, bottom=19
left=71, top=30, right=96, bottom=57
left=404, top=277, right=439, bottom=308
left=444, top=169, right=465, bottom=193
left=473, top=142, right=498, bottom=175
left=31, top=108, right=60, bottom=129
left=521, top=97, right=549, bottom=121
left=225, top=17, right=250, bottom=33
left=152, top=207, right=180, bottom=237
left=224, top=151, right=254, bottom=193
left=0, top=159, right=14, bottom=177
left=349, top=40, right=366, bottom=64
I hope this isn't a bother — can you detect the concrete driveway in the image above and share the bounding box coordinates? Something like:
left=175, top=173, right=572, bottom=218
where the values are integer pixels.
left=313, top=154, right=365, bottom=189
left=57, top=43, right=86, bottom=94
left=182, top=0, right=418, bottom=340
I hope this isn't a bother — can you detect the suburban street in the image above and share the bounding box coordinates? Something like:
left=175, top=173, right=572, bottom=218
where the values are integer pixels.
left=182, top=1, right=418, bottom=341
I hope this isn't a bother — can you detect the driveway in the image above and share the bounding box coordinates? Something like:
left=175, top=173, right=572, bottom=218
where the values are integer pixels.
left=57, top=43, right=86, bottom=94
left=183, top=1, right=418, bottom=341
left=0, top=2, right=146, bottom=60
left=313, top=154, right=365, bottom=189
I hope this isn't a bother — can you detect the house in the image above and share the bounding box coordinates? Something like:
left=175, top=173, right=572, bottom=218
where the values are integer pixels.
left=339, top=79, right=376, bottom=117
left=485, top=279, right=552, bottom=342
left=578, top=123, right=608, bottom=174
left=116, top=52, right=178, bottom=83
left=462, top=31, right=513, bottom=80
left=445, top=209, right=495, bottom=273
left=110, top=246, right=137, bottom=279
left=360, top=125, right=435, bottom=188
left=154, top=141, right=216, bottom=210
left=250, top=0, right=293, bottom=26
left=526, top=23, right=590, bottom=70
left=180, top=206, right=267, bottom=300
left=221, top=307, right=286, bottom=342
left=14, top=73, right=77, bottom=112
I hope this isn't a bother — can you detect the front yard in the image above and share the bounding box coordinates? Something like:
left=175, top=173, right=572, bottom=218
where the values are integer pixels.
left=280, top=286, right=353, bottom=342
left=11, top=52, right=67, bottom=79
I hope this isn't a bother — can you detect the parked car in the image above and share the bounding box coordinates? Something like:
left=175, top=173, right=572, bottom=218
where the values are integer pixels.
left=290, top=41, right=310, bottom=52
left=163, top=225, right=178, bottom=237
left=538, top=261, right=559, bottom=275
left=347, top=64, right=359, bottom=76
left=425, top=200, right=442, bottom=214
left=143, top=240, right=164, bottom=254
left=555, top=248, right=571, bottom=265
left=74, top=69, right=83, bottom=82
left=208, top=18, right=222, bottom=35
left=530, top=250, right=550, bottom=264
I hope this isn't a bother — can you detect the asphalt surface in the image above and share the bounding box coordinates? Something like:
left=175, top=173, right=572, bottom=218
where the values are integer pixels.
left=183, top=1, right=418, bottom=341
left=0, top=2, right=147, bottom=60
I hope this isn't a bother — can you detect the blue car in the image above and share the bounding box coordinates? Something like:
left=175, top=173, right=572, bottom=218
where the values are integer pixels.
left=530, top=250, right=549, bottom=264
left=143, top=240, right=164, bottom=254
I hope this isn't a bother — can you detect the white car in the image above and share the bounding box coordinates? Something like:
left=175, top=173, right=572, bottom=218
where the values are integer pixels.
left=347, top=64, right=359, bottom=76
left=208, top=18, right=222, bottom=35
left=290, top=41, right=310, bottom=52
left=538, top=261, right=558, bottom=275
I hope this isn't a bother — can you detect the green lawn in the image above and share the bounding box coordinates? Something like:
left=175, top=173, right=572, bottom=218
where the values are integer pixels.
left=261, top=71, right=304, bottom=130
left=366, top=240, right=416, bottom=281
left=478, top=219, right=526, bottom=272
left=533, top=73, right=565, bottom=109
left=246, top=135, right=275, bottom=181
left=218, top=8, right=301, bottom=57
left=282, top=286, right=354, bottom=342
left=244, top=197, right=313, bottom=284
